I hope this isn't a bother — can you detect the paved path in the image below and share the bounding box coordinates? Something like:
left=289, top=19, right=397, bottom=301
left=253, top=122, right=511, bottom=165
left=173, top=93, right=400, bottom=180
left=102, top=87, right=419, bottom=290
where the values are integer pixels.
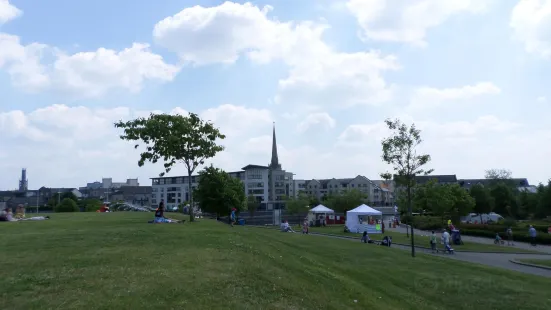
left=308, top=232, right=551, bottom=278
left=387, top=225, right=551, bottom=254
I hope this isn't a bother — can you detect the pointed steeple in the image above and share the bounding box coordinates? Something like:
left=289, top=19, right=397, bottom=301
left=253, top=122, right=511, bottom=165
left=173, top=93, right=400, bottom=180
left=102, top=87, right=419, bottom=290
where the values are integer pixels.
left=270, top=122, right=281, bottom=169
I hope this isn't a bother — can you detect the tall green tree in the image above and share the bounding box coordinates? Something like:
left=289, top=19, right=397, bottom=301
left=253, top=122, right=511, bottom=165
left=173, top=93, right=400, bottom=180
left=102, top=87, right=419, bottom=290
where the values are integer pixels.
left=246, top=194, right=259, bottom=219
left=536, top=180, right=551, bottom=218
left=194, top=166, right=245, bottom=217
left=469, top=184, right=494, bottom=223
left=55, top=198, right=78, bottom=212
left=115, top=112, right=225, bottom=222
left=48, top=191, right=78, bottom=208
left=285, top=194, right=309, bottom=223
left=380, top=118, right=433, bottom=257
left=413, top=180, right=454, bottom=222
left=448, top=184, right=475, bottom=223
left=490, top=182, right=515, bottom=216
left=325, top=189, right=367, bottom=213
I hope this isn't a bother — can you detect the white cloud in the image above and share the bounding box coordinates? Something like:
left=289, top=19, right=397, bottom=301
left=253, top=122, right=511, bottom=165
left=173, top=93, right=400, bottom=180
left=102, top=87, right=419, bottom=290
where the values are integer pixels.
left=0, top=0, right=21, bottom=24
left=537, top=96, right=548, bottom=103
left=410, top=82, right=501, bottom=108
left=153, top=1, right=399, bottom=109
left=346, top=0, right=492, bottom=46
left=0, top=35, right=179, bottom=98
left=0, top=104, right=548, bottom=189
left=0, top=104, right=274, bottom=189
left=297, top=112, right=336, bottom=132
left=510, top=0, right=551, bottom=59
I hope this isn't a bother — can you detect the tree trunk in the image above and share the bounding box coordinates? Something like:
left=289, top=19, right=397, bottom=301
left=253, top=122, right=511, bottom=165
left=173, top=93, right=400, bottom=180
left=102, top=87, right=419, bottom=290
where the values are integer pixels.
left=188, top=170, right=194, bottom=222
left=408, top=185, right=415, bottom=257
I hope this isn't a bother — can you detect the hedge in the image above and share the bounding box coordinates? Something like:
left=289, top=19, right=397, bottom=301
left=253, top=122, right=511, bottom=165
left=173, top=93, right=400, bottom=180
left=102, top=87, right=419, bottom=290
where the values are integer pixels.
left=459, top=229, right=551, bottom=245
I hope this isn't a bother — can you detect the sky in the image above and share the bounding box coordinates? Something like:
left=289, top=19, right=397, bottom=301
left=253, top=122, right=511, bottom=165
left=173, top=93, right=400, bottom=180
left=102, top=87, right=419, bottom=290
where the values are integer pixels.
left=1, top=0, right=551, bottom=190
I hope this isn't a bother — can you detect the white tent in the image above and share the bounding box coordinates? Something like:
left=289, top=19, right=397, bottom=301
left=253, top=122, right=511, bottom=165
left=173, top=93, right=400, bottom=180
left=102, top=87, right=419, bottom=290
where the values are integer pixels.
left=345, top=204, right=383, bottom=234
left=310, top=204, right=334, bottom=213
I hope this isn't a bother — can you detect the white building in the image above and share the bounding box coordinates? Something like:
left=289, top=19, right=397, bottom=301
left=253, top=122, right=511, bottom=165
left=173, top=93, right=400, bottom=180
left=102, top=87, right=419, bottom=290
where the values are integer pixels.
left=150, top=124, right=294, bottom=211
left=303, top=176, right=394, bottom=207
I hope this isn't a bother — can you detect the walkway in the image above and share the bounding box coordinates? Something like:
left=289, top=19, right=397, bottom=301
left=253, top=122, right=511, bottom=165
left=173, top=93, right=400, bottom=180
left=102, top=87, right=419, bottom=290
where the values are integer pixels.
left=387, top=225, right=551, bottom=254
left=307, top=232, right=551, bottom=278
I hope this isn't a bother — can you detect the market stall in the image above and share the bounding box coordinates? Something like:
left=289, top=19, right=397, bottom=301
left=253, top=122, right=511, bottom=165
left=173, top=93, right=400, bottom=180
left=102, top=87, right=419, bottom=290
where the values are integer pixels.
left=308, top=204, right=334, bottom=226
left=345, top=204, right=383, bottom=234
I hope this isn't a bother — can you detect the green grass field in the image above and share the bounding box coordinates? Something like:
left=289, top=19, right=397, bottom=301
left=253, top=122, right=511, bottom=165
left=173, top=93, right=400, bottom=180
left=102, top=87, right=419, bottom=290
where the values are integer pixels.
left=518, top=259, right=551, bottom=268
left=307, top=225, right=539, bottom=253
left=1, top=213, right=551, bottom=309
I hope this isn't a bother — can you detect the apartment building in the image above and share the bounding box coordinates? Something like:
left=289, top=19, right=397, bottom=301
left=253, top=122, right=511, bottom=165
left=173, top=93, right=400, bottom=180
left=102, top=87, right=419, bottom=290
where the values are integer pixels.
left=150, top=124, right=294, bottom=211
left=303, top=176, right=394, bottom=207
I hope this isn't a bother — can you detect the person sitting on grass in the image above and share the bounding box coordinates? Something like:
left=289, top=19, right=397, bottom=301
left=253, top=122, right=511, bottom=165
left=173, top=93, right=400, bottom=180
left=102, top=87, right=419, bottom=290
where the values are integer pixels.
left=153, top=201, right=183, bottom=224
left=361, top=231, right=372, bottom=243
left=280, top=220, right=295, bottom=233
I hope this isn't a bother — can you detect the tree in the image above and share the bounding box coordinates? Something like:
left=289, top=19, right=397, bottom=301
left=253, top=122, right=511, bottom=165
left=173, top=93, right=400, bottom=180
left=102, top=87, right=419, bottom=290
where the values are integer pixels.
left=490, top=182, right=515, bottom=216
left=48, top=191, right=78, bottom=208
left=80, top=198, right=103, bottom=212
left=536, top=180, right=551, bottom=218
left=285, top=194, right=309, bottom=224
left=413, top=180, right=453, bottom=221
left=325, top=189, right=367, bottom=214
left=115, top=112, right=225, bottom=222
left=246, top=195, right=259, bottom=219
left=469, top=184, right=494, bottom=223
left=484, top=169, right=512, bottom=180
left=380, top=118, right=433, bottom=257
left=55, top=198, right=78, bottom=212
left=194, top=166, right=245, bottom=217
left=448, top=184, right=475, bottom=223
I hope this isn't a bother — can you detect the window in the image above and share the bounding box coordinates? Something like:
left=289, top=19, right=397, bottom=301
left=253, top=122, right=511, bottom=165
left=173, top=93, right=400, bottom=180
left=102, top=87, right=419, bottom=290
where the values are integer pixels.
left=176, top=177, right=183, bottom=184
left=159, top=179, right=165, bottom=185
left=248, top=182, right=264, bottom=188
left=177, top=193, right=181, bottom=197
left=152, top=188, right=158, bottom=192
left=248, top=189, right=264, bottom=195
left=275, top=189, right=285, bottom=194
left=351, top=184, right=355, bottom=187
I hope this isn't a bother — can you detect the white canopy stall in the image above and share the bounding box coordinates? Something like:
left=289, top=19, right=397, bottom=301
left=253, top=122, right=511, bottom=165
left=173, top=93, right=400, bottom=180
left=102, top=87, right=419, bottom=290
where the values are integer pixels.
left=345, top=204, right=383, bottom=234
left=308, top=204, right=334, bottom=226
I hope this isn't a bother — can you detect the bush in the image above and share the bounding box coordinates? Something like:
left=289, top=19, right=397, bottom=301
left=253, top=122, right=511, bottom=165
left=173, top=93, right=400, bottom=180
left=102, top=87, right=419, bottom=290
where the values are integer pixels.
left=460, top=228, right=551, bottom=245
left=411, top=216, right=446, bottom=231
left=55, top=198, right=78, bottom=212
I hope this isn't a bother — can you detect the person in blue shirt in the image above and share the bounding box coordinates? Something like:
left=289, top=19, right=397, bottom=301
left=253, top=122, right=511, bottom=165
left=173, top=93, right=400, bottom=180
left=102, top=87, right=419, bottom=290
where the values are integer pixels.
left=529, top=225, right=537, bottom=246
left=230, top=208, right=236, bottom=227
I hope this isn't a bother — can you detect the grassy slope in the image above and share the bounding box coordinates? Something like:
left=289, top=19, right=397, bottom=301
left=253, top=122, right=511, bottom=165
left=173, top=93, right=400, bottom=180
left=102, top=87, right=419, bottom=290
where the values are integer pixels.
left=0, top=213, right=550, bottom=310
left=307, top=225, right=539, bottom=253
left=518, top=259, right=551, bottom=268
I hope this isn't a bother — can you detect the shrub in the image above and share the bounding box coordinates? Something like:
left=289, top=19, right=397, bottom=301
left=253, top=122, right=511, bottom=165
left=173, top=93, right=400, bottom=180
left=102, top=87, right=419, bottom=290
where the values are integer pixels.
left=459, top=229, right=551, bottom=245
left=411, top=216, right=446, bottom=231
left=55, top=198, right=78, bottom=212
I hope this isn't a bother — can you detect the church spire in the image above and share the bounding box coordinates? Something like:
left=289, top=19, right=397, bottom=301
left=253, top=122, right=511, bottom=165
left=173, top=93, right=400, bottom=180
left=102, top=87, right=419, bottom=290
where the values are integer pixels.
left=270, top=122, right=281, bottom=169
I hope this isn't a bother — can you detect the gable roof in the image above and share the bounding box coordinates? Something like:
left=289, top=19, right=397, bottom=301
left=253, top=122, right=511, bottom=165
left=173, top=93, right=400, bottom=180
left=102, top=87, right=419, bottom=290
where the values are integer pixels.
left=241, top=164, right=269, bottom=170
left=415, top=175, right=457, bottom=184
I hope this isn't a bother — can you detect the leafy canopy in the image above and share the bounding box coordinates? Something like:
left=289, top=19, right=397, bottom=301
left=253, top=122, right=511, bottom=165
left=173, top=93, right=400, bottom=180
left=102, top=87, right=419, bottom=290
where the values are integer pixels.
left=194, top=166, right=246, bottom=215
left=114, top=112, right=226, bottom=176
left=55, top=198, right=78, bottom=213
left=325, top=189, right=367, bottom=213
left=285, top=194, right=310, bottom=215
left=380, top=118, right=433, bottom=187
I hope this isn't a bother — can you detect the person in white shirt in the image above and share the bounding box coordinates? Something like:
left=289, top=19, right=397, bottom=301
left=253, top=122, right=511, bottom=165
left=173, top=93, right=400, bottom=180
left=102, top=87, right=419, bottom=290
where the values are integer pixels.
left=280, top=220, right=295, bottom=232
left=442, top=229, right=451, bottom=247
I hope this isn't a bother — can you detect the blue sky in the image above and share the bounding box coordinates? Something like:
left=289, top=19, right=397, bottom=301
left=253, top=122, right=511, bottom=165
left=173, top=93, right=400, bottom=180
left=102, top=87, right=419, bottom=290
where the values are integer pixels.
left=1, top=0, right=551, bottom=189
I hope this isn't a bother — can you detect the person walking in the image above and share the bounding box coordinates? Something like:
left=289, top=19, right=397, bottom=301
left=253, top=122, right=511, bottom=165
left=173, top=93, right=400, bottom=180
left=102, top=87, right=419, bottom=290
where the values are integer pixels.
left=430, top=230, right=438, bottom=253
left=529, top=225, right=537, bottom=246
left=506, top=227, right=514, bottom=246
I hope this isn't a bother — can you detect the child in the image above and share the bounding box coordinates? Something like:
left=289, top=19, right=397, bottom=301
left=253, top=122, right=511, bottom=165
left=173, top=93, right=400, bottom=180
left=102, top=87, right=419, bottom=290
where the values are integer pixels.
left=302, top=218, right=309, bottom=234
left=361, top=231, right=369, bottom=243
left=494, top=233, right=502, bottom=245
left=430, top=230, right=438, bottom=253
left=230, top=208, right=236, bottom=227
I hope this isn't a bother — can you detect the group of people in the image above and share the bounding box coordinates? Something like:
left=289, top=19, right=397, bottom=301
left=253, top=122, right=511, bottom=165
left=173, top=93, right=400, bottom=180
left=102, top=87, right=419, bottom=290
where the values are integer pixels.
left=360, top=231, right=392, bottom=246
left=0, top=205, right=50, bottom=222
left=429, top=229, right=455, bottom=254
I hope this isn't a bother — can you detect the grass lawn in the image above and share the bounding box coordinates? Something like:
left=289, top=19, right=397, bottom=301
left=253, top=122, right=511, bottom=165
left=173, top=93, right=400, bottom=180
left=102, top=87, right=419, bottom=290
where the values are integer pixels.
left=518, top=259, right=551, bottom=268
left=307, top=225, right=539, bottom=253
left=1, top=213, right=551, bottom=309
